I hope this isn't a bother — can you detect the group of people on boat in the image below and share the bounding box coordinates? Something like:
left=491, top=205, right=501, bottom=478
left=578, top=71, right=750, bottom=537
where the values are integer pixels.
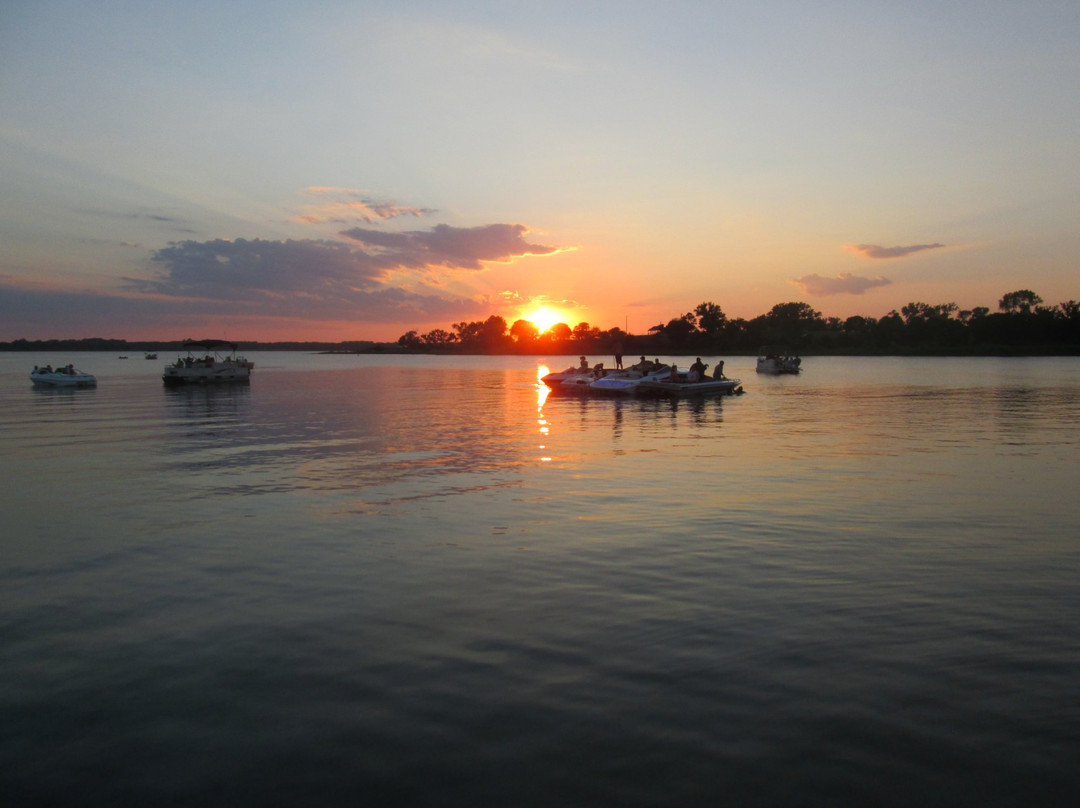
left=681, top=357, right=727, bottom=382
left=576, top=354, right=731, bottom=385
left=173, top=355, right=217, bottom=368
left=32, top=364, right=77, bottom=375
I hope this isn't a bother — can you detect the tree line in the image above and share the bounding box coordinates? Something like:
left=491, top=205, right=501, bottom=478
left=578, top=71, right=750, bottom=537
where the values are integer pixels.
left=397, top=289, right=1080, bottom=355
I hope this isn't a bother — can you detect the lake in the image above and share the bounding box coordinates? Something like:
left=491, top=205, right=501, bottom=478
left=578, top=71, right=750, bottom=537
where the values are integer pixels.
left=2, top=352, right=1078, bottom=806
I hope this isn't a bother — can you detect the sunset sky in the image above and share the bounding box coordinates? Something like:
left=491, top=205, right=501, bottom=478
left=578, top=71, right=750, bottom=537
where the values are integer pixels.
left=2, top=1, right=1078, bottom=342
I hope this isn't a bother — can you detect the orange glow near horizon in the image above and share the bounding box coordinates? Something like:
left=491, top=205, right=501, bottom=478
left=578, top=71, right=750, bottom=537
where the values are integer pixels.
left=522, top=306, right=568, bottom=334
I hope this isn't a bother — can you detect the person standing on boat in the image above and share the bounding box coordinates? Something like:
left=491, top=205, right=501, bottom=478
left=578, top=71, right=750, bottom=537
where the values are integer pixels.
left=713, top=360, right=725, bottom=380
left=614, top=342, right=623, bottom=369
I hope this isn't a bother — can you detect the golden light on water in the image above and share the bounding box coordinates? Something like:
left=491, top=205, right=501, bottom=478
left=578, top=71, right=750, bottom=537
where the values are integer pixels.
left=536, top=364, right=551, bottom=460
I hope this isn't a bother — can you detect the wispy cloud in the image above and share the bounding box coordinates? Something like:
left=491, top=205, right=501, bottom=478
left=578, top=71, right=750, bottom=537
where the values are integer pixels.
left=845, top=243, right=945, bottom=259
left=790, top=273, right=893, bottom=296
left=340, top=223, right=568, bottom=270
left=298, top=187, right=436, bottom=225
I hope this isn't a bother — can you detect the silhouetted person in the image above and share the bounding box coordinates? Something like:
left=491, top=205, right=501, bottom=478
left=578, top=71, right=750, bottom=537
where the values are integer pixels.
left=689, top=357, right=708, bottom=382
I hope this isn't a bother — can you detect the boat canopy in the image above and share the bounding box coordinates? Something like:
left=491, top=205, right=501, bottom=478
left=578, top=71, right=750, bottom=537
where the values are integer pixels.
left=182, top=339, right=238, bottom=352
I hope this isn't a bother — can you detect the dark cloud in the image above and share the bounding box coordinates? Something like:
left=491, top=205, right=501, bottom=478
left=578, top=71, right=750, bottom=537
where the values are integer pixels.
left=0, top=276, right=488, bottom=337
left=136, top=238, right=387, bottom=296
left=2, top=222, right=568, bottom=337
left=340, top=223, right=564, bottom=270
left=791, top=273, right=893, bottom=296
left=845, top=243, right=944, bottom=259
left=118, top=236, right=498, bottom=322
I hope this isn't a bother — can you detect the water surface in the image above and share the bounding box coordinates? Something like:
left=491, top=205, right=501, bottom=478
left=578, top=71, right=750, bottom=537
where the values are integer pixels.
left=2, top=353, right=1078, bottom=805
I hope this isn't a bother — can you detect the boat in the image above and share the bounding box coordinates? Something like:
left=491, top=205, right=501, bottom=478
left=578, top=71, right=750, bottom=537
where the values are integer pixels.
left=30, top=364, right=97, bottom=388
left=144, top=352, right=158, bottom=360
left=637, top=368, right=743, bottom=397
left=541, top=357, right=628, bottom=393
left=541, top=362, right=602, bottom=391
left=588, top=365, right=675, bottom=395
left=163, top=340, right=254, bottom=386
left=756, top=346, right=801, bottom=374
left=542, top=359, right=673, bottom=395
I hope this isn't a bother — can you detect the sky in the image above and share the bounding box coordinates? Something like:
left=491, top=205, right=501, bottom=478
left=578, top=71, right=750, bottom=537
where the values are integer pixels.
left=2, top=0, right=1079, bottom=342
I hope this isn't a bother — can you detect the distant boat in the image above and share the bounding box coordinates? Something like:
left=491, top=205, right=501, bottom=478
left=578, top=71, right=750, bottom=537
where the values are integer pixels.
left=163, top=339, right=254, bottom=386
left=30, top=364, right=97, bottom=388
left=144, top=352, right=158, bottom=360
left=756, top=346, right=802, bottom=374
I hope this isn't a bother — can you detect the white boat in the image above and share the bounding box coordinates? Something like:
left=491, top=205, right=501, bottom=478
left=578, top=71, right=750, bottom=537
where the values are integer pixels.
left=30, top=364, right=97, bottom=388
left=637, top=369, right=743, bottom=397
left=541, top=358, right=632, bottom=393
left=163, top=340, right=254, bottom=386
left=588, top=365, right=675, bottom=395
left=541, top=363, right=602, bottom=391
left=756, top=346, right=802, bottom=374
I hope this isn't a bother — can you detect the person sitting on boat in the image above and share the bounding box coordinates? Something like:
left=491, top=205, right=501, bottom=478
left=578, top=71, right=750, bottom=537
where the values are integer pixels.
left=669, top=364, right=679, bottom=382
left=712, top=360, right=726, bottom=380
left=689, top=357, right=708, bottom=382
left=631, top=356, right=649, bottom=371
left=578, top=356, right=589, bottom=372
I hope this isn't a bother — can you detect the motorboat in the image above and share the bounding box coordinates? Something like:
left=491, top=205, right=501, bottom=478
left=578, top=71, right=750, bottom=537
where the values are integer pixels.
left=756, top=346, right=802, bottom=374
left=541, top=358, right=630, bottom=393
left=637, top=368, right=743, bottom=397
left=541, top=363, right=601, bottom=391
left=30, top=364, right=97, bottom=388
left=588, top=365, right=674, bottom=395
left=163, top=339, right=254, bottom=386
left=144, top=352, right=158, bottom=360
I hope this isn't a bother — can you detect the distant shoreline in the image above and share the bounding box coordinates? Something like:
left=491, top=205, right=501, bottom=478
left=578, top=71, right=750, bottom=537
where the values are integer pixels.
left=2, top=340, right=1077, bottom=358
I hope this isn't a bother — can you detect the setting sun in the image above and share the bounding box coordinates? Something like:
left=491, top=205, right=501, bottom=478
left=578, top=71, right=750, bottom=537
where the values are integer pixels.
left=523, top=306, right=565, bottom=334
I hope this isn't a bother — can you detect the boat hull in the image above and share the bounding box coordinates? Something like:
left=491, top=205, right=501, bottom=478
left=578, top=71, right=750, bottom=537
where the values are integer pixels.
left=637, top=378, right=742, bottom=397
left=162, top=365, right=252, bottom=385
left=30, top=371, right=97, bottom=388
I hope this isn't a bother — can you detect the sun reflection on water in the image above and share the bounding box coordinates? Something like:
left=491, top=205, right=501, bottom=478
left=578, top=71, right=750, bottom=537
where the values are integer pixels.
left=536, top=365, right=552, bottom=460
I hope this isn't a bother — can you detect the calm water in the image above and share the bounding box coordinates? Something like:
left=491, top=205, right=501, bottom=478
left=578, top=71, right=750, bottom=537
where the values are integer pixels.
left=2, top=352, right=1078, bottom=806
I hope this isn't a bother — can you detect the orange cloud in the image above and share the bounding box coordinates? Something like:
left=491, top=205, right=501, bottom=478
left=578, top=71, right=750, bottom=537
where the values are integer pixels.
left=790, top=273, right=892, bottom=296
left=844, top=242, right=945, bottom=259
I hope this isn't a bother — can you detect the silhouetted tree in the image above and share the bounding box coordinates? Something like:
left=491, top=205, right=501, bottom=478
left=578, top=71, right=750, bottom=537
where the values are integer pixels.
left=547, top=322, right=572, bottom=341
left=694, top=301, right=727, bottom=340
left=510, top=319, right=539, bottom=343
left=572, top=322, right=601, bottom=340
left=999, top=289, right=1043, bottom=314
left=480, top=315, right=509, bottom=349
left=422, top=328, right=456, bottom=345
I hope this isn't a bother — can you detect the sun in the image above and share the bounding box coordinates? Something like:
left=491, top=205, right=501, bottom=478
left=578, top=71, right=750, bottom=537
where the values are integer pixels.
left=524, top=306, right=565, bottom=334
